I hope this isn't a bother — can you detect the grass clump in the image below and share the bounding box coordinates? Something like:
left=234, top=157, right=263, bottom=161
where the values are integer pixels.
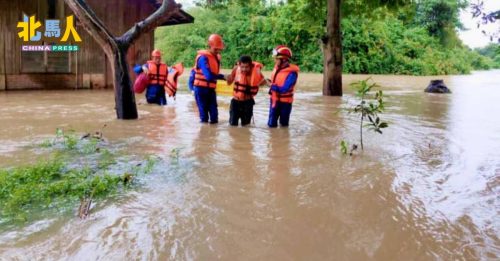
left=0, top=160, right=124, bottom=223
left=1, top=128, right=162, bottom=224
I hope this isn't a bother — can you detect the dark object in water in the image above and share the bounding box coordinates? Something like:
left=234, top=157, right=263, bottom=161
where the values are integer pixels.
left=349, top=144, right=358, bottom=156
left=122, top=172, right=134, bottom=185
left=81, top=124, right=107, bottom=141
left=78, top=197, right=92, bottom=219
left=425, top=80, right=451, bottom=94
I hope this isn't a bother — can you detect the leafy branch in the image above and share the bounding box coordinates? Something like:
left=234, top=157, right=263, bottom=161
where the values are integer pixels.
left=341, top=78, right=389, bottom=154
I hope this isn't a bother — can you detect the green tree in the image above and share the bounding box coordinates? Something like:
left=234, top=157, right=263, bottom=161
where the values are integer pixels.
left=414, top=0, right=467, bottom=46
left=155, top=0, right=494, bottom=77
left=283, top=0, right=414, bottom=95
left=475, top=43, right=500, bottom=68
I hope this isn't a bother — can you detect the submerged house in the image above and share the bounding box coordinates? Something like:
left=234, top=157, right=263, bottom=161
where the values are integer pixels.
left=0, top=0, right=193, bottom=90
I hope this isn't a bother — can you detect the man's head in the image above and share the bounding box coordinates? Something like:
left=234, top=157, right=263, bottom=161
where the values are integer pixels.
left=208, top=34, right=224, bottom=55
left=151, top=49, right=162, bottom=64
left=238, top=55, right=253, bottom=74
left=272, top=45, right=292, bottom=67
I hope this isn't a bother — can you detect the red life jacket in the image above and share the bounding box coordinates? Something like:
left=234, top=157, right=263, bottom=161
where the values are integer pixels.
left=133, top=73, right=148, bottom=94
left=165, top=63, right=184, bottom=97
left=147, top=61, right=168, bottom=86
left=270, top=64, right=300, bottom=105
left=233, top=62, right=264, bottom=101
left=193, top=50, right=221, bottom=88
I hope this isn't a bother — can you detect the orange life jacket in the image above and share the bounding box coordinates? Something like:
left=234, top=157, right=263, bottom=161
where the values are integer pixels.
left=233, top=62, right=264, bottom=101
left=147, top=61, right=168, bottom=86
left=193, top=50, right=221, bottom=88
left=165, top=63, right=184, bottom=97
left=270, top=64, right=300, bottom=105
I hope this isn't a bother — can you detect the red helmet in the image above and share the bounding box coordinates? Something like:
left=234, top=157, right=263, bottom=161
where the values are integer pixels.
left=151, top=49, right=162, bottom=58
left=272, top=45, right=292, bottom=59
left=208, top=34, right=224, bottom=49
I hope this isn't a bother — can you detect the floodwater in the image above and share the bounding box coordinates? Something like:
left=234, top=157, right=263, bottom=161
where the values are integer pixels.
left=0, top=70, right=499, bottom=260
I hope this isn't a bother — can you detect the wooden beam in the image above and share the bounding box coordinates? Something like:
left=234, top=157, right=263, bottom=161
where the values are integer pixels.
left=63, top=0, right=117, bottom=58
left=6, top=74, right=76, bottom=89
left=118, top=0, right=180, bottom=46
left=0, top=77, right=5, bottom=91
left=5, top=1, right=19, bottom=75
left=0, top=1, right=5, bottom=90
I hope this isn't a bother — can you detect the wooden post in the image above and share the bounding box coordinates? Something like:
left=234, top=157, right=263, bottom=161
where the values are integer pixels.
left=322, top=0, right=342, bottom=96
left=0, top=7, right=5, bottom=91
left=74, top=48, right=78, bottom=89
left=0, top=43, right=4, bottom=90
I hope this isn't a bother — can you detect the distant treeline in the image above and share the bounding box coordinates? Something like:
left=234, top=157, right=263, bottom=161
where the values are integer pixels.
left=155, top=0, right=500, bottom=75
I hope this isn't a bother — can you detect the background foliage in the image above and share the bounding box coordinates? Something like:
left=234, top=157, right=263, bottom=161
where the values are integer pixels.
left=154, top=0, right=498, bottom=75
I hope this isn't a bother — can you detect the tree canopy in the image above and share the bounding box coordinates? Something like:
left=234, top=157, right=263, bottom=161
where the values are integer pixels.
left=155, top=0, right=499, bottom=75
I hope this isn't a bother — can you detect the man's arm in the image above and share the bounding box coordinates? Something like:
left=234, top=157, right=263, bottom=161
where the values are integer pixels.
left=226, top=66, right=238, bottom=85
left=258, top=72, right=268, bottom=86
left=188, top=69, right=195, bottom=92
left=142, top=63, right=149, bottom=74
left=271, top=72, right=297, bottom=93
left=198, top=56, right=225, bottom=82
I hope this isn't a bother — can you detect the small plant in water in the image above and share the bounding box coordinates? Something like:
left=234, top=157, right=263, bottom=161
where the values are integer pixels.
left=98, top=149, right=116, bottom=169
left=170, top=148, right=183, bottom=166
left=340, top=140, right=359, bottom=156
left=56, top=128, right=79, bottom=150
left=39, top=128, right=78, bottom=150
left=144, top=155, right=159, bottom=174
left=340, top=140, right=348, bottom=155
left=81, top=137, right=99, bottom=154
left=40, top=138, right=54, bottom=148
left=342, top=78, right=389, bottom=154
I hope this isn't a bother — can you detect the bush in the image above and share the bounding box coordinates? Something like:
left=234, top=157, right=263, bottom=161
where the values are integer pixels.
left=154, top=3, right=494, bottom=75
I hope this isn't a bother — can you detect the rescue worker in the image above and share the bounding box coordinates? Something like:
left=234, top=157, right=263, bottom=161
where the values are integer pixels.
left=226, top=55, right=267, bottom=126
left=267, top=45, right=300, bottom=128
left=142, top=49, right=168, bottom=106
left=192, top=34, right=226, bottom=123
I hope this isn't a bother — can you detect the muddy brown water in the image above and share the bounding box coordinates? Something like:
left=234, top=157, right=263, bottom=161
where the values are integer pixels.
left=0, top=71, right=499, bottom=260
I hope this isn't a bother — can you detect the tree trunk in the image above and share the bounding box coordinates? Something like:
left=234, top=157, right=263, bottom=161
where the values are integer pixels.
left=113, top=42, right=137, bottom=119
left=323, top=0, right=342, bottom=96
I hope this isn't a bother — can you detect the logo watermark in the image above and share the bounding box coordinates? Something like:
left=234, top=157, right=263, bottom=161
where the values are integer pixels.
left=17, top=14, right=82, bottom=52
left=21, top=45, right=80, bottom=52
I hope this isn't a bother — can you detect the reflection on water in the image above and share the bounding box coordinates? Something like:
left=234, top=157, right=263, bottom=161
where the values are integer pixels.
left=0, top=70, right=499, bottom=260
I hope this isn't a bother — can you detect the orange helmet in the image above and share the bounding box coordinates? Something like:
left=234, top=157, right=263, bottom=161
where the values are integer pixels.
left=151, top=49, right=162, bottom=57
left=208, top=34, right=224, bottom=49
left=272, top=45, right=292, bottom=59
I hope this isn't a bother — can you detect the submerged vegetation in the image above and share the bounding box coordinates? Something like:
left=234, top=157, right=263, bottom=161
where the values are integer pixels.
left=0, top=129, right=161, bottom=225
left=0, top=160, right=122, bottom=222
